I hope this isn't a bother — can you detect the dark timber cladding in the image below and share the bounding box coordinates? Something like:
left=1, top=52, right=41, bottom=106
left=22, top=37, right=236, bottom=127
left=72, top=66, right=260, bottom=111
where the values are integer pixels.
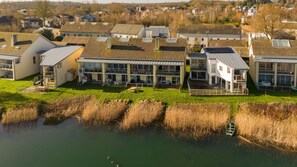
left=81, top=38, right=187, bottom=61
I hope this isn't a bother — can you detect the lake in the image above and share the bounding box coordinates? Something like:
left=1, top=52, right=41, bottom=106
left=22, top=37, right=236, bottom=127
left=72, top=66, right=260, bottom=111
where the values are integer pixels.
left=0, top=118, right=296, bottom=167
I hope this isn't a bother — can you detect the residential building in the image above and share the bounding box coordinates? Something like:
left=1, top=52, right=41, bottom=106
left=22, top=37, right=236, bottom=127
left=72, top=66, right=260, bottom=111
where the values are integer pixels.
left=60, top=22, right=114, bottom=37
left=0, top=16, right=13, bottom=26
left=188, top=47, right=249, bottom=94
left=40, top=46, right=83, bottom=87
left=249, top=39, right=297, bottom=89
left=208, top=40, right=249, bottom=59
left=21, top=17, right=43, bottom=28
left=247, top=6, right=257, bottom=17
left=145, top=26, right=170, bottom=38
left=0, top=32, right=55, bottom=80
left=74, top=14, right=96, bottom=22
left=77, top=37, right=186, bottom=87
left=61, top=36, right=91, bottom=46
left=111, top=24, right=145, bottom=38
left=177, top=25, right=242, bottom=47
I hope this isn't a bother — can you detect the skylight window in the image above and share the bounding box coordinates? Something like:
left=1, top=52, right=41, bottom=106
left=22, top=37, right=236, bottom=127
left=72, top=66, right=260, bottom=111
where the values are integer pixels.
left=166, top=38, right=177, bottom=43
left=142, top=38, right=153, bottom=43
left=272, top=39, right=291, bottom=48
left=97, top=37, right=108, bottom=42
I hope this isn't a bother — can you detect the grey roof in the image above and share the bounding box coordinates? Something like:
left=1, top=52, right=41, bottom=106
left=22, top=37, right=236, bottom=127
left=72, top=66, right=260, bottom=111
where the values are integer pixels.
left=40, top=46, right=82, bottom=66
left=204, top=47, right=249, bottom=70
left=187, top=53, right=206, bottom=58
left=0, top=55, right=19, bottom=60
left=146, top=26, right=170, bottom=37
left=254, top=58, right=297, bottom=64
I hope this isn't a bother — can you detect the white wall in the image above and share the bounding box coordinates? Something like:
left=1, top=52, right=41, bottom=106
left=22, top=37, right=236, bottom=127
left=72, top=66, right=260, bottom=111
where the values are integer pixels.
left=14, top=36, right=55, bottom=80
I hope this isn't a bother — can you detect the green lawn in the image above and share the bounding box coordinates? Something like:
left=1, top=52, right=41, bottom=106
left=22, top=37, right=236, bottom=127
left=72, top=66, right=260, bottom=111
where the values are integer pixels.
left=1, top=75, right=297, bottom=113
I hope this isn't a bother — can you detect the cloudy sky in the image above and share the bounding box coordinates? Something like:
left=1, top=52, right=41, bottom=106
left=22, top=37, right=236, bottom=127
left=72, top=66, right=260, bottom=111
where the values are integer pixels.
left=3, top=0, right=189, bottom=3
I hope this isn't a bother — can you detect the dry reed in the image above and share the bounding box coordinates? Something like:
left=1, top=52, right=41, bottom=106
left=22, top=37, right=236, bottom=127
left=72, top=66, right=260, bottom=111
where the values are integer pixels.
left=120, top=100, right=164, bottom=130
left=236, top=102, right=297, bottom=150
left=81, top=99, right=129, bottom=126
left=164, top=103, right=230, bottom=138
left=1, top=102, right=40, bottom=125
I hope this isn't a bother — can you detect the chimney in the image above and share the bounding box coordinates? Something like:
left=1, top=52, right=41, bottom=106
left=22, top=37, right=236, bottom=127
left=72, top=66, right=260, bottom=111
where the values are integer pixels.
left=11, top=34, right=17, bottom=46
left=155, top=37, right=160, bottom=51
left=106, top=37, right=112, bottom=49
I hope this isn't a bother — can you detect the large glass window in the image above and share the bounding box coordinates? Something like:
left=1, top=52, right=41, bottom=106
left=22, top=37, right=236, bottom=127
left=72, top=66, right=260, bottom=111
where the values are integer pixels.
left=172, top=77, right=180, bottom=85
left=277, top=75, right=292, bottom=85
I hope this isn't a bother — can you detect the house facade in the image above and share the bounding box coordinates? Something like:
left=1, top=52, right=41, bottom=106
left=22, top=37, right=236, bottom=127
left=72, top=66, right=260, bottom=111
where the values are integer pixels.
left=60, top=22, right=114, bottom=37
left=77, top=37, right=186, bottom=87
left=249, top=39, right=297, bottom=89
left=111, top=24, right=145, bottom=38
left=189, top=47, right=249, bottom=93
left=0, top=32, right=55, bottom=80
left=20, top=17, right=43, bottom=28
left=145, top=26, right=170, bottom=38
left=177, top=25, right=242, bottom=47
left=40, top=46, right=83, bottom=87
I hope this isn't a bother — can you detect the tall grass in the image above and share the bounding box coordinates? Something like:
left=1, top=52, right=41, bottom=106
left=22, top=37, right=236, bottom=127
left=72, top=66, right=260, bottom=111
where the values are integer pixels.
left=236, top=102, right=297, bottom=150
left=1, top=102, right=40, bottom=125
left=164, top=103, right=230, bottom=138
left=120, top=100, right=164, bottom=130
left=81, top=99, right=129, bottom=126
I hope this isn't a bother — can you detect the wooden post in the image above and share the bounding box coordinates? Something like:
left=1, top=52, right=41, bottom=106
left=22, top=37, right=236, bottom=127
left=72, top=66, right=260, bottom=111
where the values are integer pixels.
left=102, top=63, right=106, bottom=86
left=274, top=63, right=278, bottom=87
left=153, top=64, right=157, bottom=87
left=294, top=64, right=297, bottom=87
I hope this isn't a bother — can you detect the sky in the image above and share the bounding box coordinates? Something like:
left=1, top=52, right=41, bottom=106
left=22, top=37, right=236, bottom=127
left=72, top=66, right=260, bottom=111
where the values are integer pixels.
left=2, top=0, right=189, bottom=3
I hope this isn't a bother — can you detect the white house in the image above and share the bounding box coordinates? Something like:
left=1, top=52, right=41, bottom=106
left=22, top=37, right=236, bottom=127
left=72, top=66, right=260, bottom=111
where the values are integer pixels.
left=145, top=26, right=170, bottom=38
left=111, top=24, right=145, bottom=38
left=247, top=6, right=257, bottom=17
left=189, top=47, right=249, bottom=93
left=0, top=32, right=55, bottom=80
left=40, top=46, right=83, bottom=87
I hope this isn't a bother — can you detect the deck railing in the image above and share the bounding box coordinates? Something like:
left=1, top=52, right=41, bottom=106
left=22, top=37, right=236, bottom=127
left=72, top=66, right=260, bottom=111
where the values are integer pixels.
left=0, top=63, right=12, bottom=69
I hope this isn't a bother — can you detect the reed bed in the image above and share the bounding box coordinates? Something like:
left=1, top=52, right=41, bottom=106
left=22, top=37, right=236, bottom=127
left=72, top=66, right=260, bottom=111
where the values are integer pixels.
left=236, top=102, right=297, bottom=150
left=43, top=96, right=94, bottom=124
left=1, top=102, right=40, bottom=125
left=164, top=103, right=230, bottom=138
left=120, top=100, right=164, bottom=130
left=81, top=99, right=129, bottom=126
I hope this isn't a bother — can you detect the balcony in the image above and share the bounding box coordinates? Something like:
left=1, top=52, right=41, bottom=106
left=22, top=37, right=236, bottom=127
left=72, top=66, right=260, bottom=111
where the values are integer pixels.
left=44, top=71, right=54, bottom=78
left=277, top=70, right=294, bottom=75
left=259, top=68, right=274, bottom=74
left=106, top=68, right=127, bottom=74
left=131, top=69, right=153, bottom=75
left=234, top=75, right=246, bottom=82
left=0, top=63, right=13, bottom=70
left=157, top=70, right=180, bottom=76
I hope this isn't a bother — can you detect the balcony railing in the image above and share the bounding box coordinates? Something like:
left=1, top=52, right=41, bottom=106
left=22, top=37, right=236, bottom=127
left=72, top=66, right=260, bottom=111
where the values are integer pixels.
left=234, top=75, right=246, bottom=81
left=85, top=68, right=102, bottom=73
left=131, top=69, right=153, bottom=75
left=259, top=68, right=274, bottom=73
left=157, top=70, right=180, bottom=75
left=106, top=68, right=127, bottom=74
left=0, top=63, right=12, bottom=69
left=190, top=66, right=207, bottom=71
left=277, top=70, right=294, bottom=75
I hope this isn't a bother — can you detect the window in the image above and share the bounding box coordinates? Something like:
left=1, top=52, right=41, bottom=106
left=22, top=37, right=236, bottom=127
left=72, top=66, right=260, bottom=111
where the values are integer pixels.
left=33, top=56, right=36, bottom=64
left=211, top=64, right=216, bottom=73
left=227, top=67, right=230, bottom=73
left=201, top=38, right=204, bottom=41
left=219, top=66, right=223, bottom=71
left=172, top=77, right=180, bottom=85
left=57, top=63, right=62, bottom=69
left=121, top=75, right=127, bottom=82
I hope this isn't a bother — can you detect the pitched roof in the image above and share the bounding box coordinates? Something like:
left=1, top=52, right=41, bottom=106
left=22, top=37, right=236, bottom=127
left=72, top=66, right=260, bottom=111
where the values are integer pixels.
left=111, top=24, right=144, bottom=35
left=40, top=46, right=82, bottom=66
left=81, top=38, right=186, bottom=61
left=208, top=40, right=249, bottom=58
left=0, top=32, right=40, bottom=56
left=62, top=36, right=91, bottom=45
left=60, top=22, right=114, bottom=34
left=251, top=40, right=297, bottom=57
left=178, top=25, right=242, bottom=35
left=204, top=47, right=249, bottom=70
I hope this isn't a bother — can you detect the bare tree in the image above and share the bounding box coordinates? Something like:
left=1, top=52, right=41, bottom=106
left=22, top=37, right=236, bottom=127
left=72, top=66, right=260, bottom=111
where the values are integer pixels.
left=250, top=4, right=283, bottom=38
left=34, top=0, right=53, bottom=27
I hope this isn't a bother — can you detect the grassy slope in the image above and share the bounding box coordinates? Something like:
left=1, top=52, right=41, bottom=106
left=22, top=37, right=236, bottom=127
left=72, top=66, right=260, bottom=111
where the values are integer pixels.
left=1, top=75, right=297, bottom=113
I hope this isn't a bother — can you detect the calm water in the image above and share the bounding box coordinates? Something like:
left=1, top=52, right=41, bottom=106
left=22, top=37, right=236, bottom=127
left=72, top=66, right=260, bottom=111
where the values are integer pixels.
left=0, top=118, right=296, bottom=167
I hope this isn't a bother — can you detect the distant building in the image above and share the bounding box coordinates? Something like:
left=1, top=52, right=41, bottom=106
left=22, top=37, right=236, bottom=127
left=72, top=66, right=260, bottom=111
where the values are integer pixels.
left=111, top=24, right=145, bottom=38
left=61, top=36, right=91, bottom=46
left=0, top=16, right=13, bottom=26
left=249, top=39, right=297, bottom=89
left=0, top=32, right=55, bottom=80
left=145, top=26, right=170, bottom=38
left=20, top=17, right=43, bottom=29
left=60, top=22, right=114, bottom=37
left=247, top=6, right=257, bottom=17
left=177, top=25, right=242, bottom=47
left=74, top=14, right=96, bottom=22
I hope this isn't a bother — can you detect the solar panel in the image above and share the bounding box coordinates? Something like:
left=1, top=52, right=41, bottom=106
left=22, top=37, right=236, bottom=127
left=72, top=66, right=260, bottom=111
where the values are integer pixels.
left=272, top=39, right=290, bottom=48
left=119, top=38, right=130, bottom=42
left=97, top=37, right=108, bottom=42
left=203, top=47, right=235, bottom=54
left=142, top=38, right=153, bottom=43
left=166, top=38, right=177, bottom=43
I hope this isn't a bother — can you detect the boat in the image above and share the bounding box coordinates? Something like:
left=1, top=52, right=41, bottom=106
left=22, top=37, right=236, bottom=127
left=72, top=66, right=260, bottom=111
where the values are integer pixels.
left=226, top=120, right=236, bottom=136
